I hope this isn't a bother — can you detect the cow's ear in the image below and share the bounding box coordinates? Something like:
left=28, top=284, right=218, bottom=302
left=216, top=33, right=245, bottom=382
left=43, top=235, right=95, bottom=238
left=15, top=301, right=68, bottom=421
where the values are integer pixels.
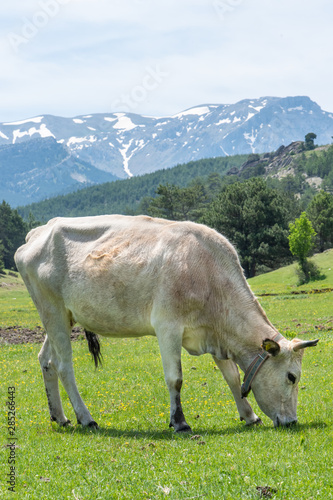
left=262, top=339, right=280, bottom=356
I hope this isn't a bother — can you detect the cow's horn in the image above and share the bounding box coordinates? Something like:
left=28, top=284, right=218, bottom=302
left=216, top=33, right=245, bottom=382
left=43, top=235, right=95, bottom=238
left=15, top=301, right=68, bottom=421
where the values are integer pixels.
left=293, top=339, right=319, bottom=352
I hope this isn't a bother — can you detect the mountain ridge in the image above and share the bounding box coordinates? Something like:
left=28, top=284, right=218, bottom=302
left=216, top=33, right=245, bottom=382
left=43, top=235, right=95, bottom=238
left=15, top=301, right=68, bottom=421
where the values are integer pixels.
left=0, top=137, right=119, bottom=207
left=1, top=96, right=333, bottom=206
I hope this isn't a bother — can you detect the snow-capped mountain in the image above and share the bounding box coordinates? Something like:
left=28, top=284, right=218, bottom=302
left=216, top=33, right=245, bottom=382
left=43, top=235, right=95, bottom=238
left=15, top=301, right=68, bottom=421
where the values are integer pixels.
left=1, top=96, right=333, bottom=206
left=0, top=137, right=119, bottom=207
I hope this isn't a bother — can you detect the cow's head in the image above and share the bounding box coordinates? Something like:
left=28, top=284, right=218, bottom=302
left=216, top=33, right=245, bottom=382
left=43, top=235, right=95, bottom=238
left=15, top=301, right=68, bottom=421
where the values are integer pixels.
left=248, top=338, right=318, bottom=427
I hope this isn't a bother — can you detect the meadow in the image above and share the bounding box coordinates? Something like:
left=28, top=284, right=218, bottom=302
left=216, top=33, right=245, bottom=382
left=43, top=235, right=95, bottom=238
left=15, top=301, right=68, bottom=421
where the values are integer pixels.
left=0, top=251, right=332, bottom=499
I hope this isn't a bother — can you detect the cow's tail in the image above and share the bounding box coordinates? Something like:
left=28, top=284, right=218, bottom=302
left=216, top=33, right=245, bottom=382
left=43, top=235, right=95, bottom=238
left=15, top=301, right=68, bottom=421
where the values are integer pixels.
left=85, top=330, right=103, bottom=368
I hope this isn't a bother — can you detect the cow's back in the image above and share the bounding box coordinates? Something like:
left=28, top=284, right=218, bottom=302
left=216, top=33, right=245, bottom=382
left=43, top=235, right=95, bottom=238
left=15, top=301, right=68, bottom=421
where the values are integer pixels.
left=15, top=215, right=250, bottom=337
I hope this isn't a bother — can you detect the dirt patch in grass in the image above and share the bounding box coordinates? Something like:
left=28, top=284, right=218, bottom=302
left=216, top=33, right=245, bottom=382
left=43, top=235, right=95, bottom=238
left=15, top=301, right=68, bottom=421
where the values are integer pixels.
left=0, top=326, right=85, bottom=345
left=258, top=287, right=333, bottom=297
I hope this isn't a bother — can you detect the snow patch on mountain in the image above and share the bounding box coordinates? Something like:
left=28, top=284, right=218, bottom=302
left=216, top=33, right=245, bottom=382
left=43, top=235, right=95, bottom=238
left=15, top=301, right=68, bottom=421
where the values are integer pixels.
left=245, top=112, right=255, bottom=122
left=173, top=105, right=211, bottom=118
left=118, top=139, right=134, bottom=177
left=67, top=135, right=97, bottom=146
left=12, top=124, right=55, bottom=143
left=244, top=129, right=258, bottom=153
left=216, top=118, right=231, bottom=125
left=71, top=172, right=88, bottom=183
left=3, top=116, right=44, bottom=126
left=249, top=105, right=264, bottom=112
left=113, top=114, right=137, bottom=131
left=67, top=136, right=86, bottom=146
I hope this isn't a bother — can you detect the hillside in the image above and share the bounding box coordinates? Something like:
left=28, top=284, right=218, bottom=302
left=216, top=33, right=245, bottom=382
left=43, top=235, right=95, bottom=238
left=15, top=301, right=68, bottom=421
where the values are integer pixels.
left=2, top=95, right=333, bottom=207
left=248, top=249, right=333, bottom=295
left=17, top=154, right=247, bottom=221
left=17, top=140, right=333, bottom=221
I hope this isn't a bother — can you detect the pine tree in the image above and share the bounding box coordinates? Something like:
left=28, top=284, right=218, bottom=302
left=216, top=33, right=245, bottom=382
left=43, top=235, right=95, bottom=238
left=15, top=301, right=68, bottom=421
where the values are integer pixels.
left=304, top=132, right=317, bottom=151
left=0, top=240, right=5, bottom=273
left=307, top=191, right=333, bottom=252
left=0, top=201, right=27, bottom=269
left=147, top=182, right=207, bottom=221
left=202, top=178, right=292, bottom=277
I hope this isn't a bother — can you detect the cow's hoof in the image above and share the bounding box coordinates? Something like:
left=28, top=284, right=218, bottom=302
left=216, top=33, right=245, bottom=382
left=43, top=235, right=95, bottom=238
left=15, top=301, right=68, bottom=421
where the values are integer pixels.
left=174, top=423, right=192, bottom=433
left=51, top=416, right=71, bottom=427
left=246, top=418, right=262, bottom=427
left=87, top=420, right=99, bottom=429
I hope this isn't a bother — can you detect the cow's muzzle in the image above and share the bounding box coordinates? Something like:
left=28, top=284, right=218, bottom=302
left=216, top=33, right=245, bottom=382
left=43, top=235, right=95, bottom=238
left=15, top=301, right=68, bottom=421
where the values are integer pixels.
left=274, top=416, right=298, bottom=428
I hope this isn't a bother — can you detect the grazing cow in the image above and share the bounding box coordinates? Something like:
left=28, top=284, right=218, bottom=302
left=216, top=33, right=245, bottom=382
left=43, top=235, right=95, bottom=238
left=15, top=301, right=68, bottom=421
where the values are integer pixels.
left=14, top=215, right=318, bottom=431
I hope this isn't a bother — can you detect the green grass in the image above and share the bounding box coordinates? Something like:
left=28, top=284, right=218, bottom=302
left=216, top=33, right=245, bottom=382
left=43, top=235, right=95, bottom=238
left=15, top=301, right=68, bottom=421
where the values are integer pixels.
left=247, top=249, right=333, bottom=295
left=248, top=250, right=333, bottom=341
left=1, top=338, right=332, bottom=499
left=0, top=258, right=332, bottom=499
left=0, top=271, right=42, bottom=328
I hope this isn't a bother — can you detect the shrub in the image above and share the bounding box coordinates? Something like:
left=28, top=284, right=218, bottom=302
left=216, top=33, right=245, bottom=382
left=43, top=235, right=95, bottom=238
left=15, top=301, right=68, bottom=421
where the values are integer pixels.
left=295, top=259, right=325, bottom=285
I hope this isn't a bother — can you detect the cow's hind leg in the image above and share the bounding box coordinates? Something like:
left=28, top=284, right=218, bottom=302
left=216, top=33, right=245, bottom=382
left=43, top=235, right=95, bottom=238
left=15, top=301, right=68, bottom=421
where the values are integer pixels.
left=38, top=336, right=70, bottom=426
left=213, top=357, right=262, bottom=425
left=155, top=324, right=191, bottom=433
left=41, top=313, right=98, bottom=428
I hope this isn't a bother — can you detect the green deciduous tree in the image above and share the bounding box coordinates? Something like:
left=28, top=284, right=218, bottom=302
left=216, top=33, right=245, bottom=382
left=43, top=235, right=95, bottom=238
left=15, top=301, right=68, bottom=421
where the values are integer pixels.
left=202, top=178, right=292, bottom=277
left=288, top=212, right=316, bottom=263
left=288, top=212, right=320, bottom=283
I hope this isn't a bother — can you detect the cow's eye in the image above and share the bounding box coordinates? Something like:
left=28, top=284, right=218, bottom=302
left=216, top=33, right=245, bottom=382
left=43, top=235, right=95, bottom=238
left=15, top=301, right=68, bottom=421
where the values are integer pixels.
left=288, top=373, right=296, bottom=384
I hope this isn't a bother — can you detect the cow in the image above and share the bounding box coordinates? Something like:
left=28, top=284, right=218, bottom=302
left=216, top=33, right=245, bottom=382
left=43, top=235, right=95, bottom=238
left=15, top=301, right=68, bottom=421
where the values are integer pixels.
left=14, top=215, right=318, bottom=431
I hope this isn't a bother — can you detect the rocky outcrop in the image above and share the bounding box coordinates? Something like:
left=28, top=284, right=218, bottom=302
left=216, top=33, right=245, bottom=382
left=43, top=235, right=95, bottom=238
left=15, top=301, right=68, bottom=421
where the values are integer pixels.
left=228, top=141, right=305, bottom=178
left=265, top=141, right=304, bottom=174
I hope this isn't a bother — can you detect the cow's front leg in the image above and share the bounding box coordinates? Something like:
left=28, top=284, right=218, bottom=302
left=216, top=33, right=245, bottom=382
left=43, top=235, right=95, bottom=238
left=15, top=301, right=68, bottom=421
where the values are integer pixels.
left=155, top=325, right=192, bottom=433
left=213, top=357, right=262, bottom=425
left=167, top=375, right=191, bottom=432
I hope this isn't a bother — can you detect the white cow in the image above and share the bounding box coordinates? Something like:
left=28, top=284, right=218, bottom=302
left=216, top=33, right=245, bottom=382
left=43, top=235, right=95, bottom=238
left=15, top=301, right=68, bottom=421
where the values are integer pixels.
left=14, top=215, right=318, bottom=431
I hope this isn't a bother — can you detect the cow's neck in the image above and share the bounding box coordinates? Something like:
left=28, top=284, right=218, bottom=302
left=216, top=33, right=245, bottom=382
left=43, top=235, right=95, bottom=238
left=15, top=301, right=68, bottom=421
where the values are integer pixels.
left=221, top=302, right=280, bottom=374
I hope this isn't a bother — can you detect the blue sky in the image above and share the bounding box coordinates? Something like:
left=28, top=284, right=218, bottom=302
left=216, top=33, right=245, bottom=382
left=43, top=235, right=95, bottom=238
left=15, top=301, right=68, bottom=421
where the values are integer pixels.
left=1, top=0, right=333, bottom=121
